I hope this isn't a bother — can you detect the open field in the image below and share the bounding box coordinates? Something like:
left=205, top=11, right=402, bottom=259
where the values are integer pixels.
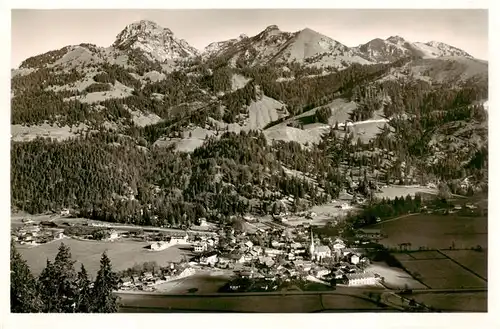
left=440, top=250, right=488, bottom=280
left=154, top=271, right=232, bottom=294
left=411, top=292, right=487, bottom=312
left=400, top=259, right=486, bottom=289
left=285, top=201, right=360, bottom=227
left=364, top=262, right=426, bottom=290
left=369, top=214, right=487, bottom=250
left=11, top=123, right=87, bottom=142
left=405, top=251, right=447, bottom=260
left=375, top=185, right=438, bottom=200
left=392, top=253, right=416, bottom=262
left=17, top=238, right=193, bottom=277
left=117, top=292, right=388, bottom=313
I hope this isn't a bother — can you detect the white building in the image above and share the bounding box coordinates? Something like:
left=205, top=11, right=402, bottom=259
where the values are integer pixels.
left=346, top=273, right=377, bottom=286
left=109, top=230, right=119, bottom=241
left=193, top=243, right=207, bottom=253
left=200, top=254, right=218, bottom=266
left=264, top=248, right=285, bottom=256
left=315, top=268, right=330, bottom=278
left=341, top=203, right=351, bottom=210
left=351, top=254, right=360, bottom=265
left=170, top=232, right=189, bottom=245
left=333, top=238, right=346, bottom=254
left=150, top=241, right=169, bottom=251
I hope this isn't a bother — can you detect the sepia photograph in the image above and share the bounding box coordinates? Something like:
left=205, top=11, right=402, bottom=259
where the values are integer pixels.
left=7, top=4, right=491, bottom=318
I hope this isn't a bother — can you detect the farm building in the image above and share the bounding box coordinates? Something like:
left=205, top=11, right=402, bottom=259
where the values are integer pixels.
left=200, top=253, right=218, bottom=266
left=150, top=241, right=169, bottom=251
left=358, top=228, right=382, bottom=239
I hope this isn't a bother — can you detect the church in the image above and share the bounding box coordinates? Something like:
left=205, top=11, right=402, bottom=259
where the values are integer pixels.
left=309, top=230, right=332, bottom=262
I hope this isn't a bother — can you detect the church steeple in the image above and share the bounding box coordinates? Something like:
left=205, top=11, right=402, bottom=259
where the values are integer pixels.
left=309, top=229, right=315, bottom=260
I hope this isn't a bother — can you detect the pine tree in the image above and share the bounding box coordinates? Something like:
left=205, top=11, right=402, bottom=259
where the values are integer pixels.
left=10, top=240, right=42, bottom=313
left=75, top=264, right=92, bottom=313
left=39, top=243, right=78, bottom=312
left=92, top=252, right=119, bottom=313
left=38, top=259, right=57, bottom=312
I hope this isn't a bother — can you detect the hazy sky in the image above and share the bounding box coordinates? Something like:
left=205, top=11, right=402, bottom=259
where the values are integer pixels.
left=11, top=9, right=488, bottom=68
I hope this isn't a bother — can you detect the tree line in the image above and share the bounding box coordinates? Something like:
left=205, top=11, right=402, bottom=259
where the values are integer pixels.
left=11, top=130, right=339, bottom=227
left=11, top=242, right=119, bottom=313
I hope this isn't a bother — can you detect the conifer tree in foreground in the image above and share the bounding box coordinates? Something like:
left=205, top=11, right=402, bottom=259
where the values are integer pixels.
left=38, top=243, right=78, bottom=312
left=92, top=252, right=119, bottom=313
left=75, top=264, right=93, bottom=313
left=10, top=240, right=42, bottom=313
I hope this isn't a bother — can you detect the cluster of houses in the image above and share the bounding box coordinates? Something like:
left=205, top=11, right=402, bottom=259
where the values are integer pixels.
left=149, top=232, right=189, bottom=251
left=12, top=219, right=65, bottom=246
left=119, top=263, right=195, bottom=292
left=189, top=222, right=379, bottom=287
left=148, top=231, right=218, bottom=252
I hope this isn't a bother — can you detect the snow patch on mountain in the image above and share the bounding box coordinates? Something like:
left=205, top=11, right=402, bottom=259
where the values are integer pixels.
left=231, top=74, right=251, bottom=91
left=65, top=81, right=133, bottom=104
left=244, top=95, right=288, bottom=130
left=11, top=123, right=88, bottom=142
left=130, top=70, right=166, bottom=83
left=411, top=41, right=472, bottom=59
left=125, top=106, right=163, bottom=127
left=202, top=34, right=247, bottom=58
left=264, top=125, right=330, bottom=146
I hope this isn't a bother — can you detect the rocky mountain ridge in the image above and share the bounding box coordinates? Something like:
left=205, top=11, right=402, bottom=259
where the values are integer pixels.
left=16, top=20, right=475, bottom=72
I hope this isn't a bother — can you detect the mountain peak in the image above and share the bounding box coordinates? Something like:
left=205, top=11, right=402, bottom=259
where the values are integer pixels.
left=386, top=35, right=406, bottom=44
left=113, top=20, right=199, bottom=62
left=114, top=20, right=173, bottom=45
left=264, top=25, right=280, bottom=32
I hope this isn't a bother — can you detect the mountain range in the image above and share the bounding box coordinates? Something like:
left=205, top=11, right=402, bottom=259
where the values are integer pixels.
left=16, top=20, right=473, bottom=71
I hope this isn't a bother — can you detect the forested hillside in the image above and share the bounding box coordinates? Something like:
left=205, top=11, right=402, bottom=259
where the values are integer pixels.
left=11, top=20, right=488, bottom=228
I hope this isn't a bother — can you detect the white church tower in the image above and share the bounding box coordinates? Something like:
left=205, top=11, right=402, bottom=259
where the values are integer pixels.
left=309, top=229, right=315, bottom=260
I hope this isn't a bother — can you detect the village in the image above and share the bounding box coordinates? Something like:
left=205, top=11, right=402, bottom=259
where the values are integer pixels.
left=111, top=212, right=384, bottom=293
left=11, top=206, right=384, bottom=293
left=12, top=190, right=482, bottom=295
